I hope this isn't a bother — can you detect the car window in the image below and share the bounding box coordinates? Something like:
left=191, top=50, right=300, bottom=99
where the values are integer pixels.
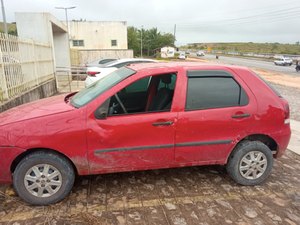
left=102, top=73, right=177, bottom=116
left=186, top=71, right=248, bottom=110
left=114, top=62, right=131, bottom=68
left=124, top=76, right=151, bottom=93
left=71, top=67, right=136, bottom=107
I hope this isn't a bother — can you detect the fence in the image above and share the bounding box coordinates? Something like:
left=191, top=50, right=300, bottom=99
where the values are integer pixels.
left=56, top=66, right=86, bottom=93
left=0, top=33, right=55, bottom=103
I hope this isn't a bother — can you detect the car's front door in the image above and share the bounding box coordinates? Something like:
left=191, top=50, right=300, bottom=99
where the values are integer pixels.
left=87, top=72, right=179, bottom=174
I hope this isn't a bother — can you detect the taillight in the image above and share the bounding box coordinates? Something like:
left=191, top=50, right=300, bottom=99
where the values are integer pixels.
left=87, top=71, right=100, bottom=77
left=283, top=102, right=290, bottom=124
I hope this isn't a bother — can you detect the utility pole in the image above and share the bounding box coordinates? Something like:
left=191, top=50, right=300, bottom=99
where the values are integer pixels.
left=1, top=0, right=8, bottom=36
left=140, top=26, right=143, bottom=57
left=173, top=24, right=176, bottom=46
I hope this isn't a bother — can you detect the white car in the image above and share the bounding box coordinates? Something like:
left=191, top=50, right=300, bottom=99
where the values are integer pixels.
left=85, top=58, right=117, bottom=67
left=85, top=58, right=156, bottom=86
left=196, top=51, right=205, bottom=56
left=274, top=57, right=293, bottom=66
left=178, top=52, right=186, bottom=60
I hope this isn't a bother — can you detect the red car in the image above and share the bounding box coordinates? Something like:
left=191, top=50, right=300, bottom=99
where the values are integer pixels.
left=0, top=63, right=291, bottom=205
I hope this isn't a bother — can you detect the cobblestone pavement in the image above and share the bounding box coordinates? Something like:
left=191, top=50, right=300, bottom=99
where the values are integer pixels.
left=0, top=150, right=299, bottom=225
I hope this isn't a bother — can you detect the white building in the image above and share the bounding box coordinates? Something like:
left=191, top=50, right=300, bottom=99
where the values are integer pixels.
left=69, top=21, right=133, bottom=64
left=69, top=21, right=128, bottom=50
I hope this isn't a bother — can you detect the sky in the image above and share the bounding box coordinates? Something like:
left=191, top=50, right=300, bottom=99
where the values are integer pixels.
left=2, top=0, right=300, bottom=45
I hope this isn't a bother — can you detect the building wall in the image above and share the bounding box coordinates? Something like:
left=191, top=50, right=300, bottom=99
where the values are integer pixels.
left=69, top=21, right=128, bottom=50
left=15, top=12, right=71, bottom=70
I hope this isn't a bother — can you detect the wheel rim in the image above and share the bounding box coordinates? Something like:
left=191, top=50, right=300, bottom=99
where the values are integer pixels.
left=24, top=164, right=62, bottom=198
left=239, top=151, right=267, bottom=180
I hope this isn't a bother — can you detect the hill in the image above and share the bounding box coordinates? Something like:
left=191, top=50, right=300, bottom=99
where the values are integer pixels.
left=185, top=42, right=300, bottom=55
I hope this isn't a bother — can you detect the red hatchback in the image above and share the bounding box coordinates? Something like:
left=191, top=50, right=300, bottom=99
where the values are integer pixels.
left=0, top=63, right=291, bottom=205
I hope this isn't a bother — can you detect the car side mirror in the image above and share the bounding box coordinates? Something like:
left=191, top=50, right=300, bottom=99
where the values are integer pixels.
left=94, top=99, right=110, bottom=120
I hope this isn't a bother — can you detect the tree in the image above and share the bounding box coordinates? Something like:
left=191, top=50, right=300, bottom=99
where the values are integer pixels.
left=127, top=26, right=175, bottom=57
left=127, top=27, right=140, bottom=56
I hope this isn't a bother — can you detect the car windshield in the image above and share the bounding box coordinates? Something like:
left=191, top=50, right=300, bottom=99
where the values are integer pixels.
left=70, top=67, right=136, bottom=108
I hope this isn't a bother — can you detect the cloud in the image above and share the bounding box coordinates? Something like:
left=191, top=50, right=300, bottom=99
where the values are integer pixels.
left=3, top=0, right=300, bottom=44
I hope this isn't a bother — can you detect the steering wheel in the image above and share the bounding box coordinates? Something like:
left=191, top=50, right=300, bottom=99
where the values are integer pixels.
left=114, top=93, right=127, bottom=114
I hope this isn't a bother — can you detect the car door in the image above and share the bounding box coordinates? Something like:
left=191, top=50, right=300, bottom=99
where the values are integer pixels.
left=86, top=71, right=179, bottom=174
left=175, top=69, right=257, bottom=164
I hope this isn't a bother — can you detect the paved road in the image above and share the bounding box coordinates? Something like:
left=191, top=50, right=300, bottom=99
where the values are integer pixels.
left=191, top=54, right=299, bottom=76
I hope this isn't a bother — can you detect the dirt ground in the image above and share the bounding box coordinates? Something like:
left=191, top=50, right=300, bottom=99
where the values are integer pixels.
left=0, top=64, right=300, bottom=225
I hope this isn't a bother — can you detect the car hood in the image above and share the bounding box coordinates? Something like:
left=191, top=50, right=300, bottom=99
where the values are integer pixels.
left=0, top=94, right=75, bottom=126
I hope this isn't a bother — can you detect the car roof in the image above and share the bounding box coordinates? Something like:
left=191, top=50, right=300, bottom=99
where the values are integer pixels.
left=127, top=61, right=249, bottom=72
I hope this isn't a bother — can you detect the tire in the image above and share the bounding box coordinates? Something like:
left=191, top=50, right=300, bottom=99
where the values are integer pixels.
left=13, top=151, right=75, bottom=205
left=226, top=141, right=273, bottom=186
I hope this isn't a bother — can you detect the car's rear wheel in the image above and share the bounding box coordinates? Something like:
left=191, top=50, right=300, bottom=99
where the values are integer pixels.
left=13, top=151, right=75, bottom=205
left=226, top=141, right=273, bottom=186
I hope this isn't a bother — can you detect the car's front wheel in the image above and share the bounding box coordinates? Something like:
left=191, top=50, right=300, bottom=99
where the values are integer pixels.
left=13, top=151, right=75, bottom=205
left=226, top=141, right=273, bottom=186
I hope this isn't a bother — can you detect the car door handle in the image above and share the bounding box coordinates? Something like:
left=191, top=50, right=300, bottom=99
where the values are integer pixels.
left=152, top=121, right=174, bottom=126
left=231, top=113, right=251, bottom=119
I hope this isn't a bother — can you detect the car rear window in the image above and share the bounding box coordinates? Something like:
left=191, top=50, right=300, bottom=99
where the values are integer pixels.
left=186, top=70, right=248, bottom=110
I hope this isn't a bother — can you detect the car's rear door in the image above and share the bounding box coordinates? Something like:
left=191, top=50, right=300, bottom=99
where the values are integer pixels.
left=175, top=69, right=257, bottom=165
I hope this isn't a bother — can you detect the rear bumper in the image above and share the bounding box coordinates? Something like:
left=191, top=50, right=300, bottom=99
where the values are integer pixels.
left=0, top=146, right=25, bottom=183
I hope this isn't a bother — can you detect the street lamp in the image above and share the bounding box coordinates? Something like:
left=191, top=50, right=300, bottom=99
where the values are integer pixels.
left=55, top=6, right=76, bottom=36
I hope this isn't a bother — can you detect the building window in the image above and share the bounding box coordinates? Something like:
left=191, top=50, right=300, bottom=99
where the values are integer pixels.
left=73, top=40, right=84, bottom=47
left=111, top=40, right=117, bottom=47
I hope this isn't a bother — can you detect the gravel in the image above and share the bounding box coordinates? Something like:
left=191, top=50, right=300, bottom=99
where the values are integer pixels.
left=270, top=82, right=300, bottom=121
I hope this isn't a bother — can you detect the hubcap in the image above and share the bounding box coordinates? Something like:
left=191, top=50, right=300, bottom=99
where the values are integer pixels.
left=239, top=151, right=267, bottom=180
left=24, top=164, right=62, bottom=198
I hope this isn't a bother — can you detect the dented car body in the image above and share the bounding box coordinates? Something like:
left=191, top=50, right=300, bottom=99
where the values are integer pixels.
left=0, top=62, right=291, bottom=205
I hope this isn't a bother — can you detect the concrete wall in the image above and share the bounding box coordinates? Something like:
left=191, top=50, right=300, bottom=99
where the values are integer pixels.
left=15, top=13, right=51, bottom=43
left=53, top=30, right=70, bottom=68
left=0, top=79, right=57, bottom=112
left=69, top=21, right=128, bottom=50
left=15, top=12, right=71, bottom=69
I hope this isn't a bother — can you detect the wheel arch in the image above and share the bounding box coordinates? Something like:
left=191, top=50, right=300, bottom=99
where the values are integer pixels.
left=10, top=148, right=79, bottom=176
left=227, top=134, right=278, bottom=163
